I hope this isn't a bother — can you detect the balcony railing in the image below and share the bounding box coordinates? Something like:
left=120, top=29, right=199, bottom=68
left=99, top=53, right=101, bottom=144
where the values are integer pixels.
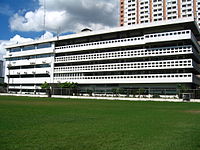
left=54, top=59, right=193, bottom=73
left=9, top=68, right=51, bottom=75
left=55, top=30, right=192, bottom=53
left=55, top=45, right=193, bottom=63
left=54, top=73, right=193, bottom=84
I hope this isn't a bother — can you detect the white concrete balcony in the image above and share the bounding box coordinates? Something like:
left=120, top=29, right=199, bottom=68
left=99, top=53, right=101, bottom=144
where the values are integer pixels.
left=54, top=59, right=194, bottom=74
left=9, top=77, right=51, bottom=84
left=8, top=57, right=52, bottom=67
left=55, top=30, right=199, bottom=54
left=5, top=47, right=54, bottom=58
left=145, top=30, right=191, bottom=43
left=9, top=68, right=51, bottom=75
left=55, top=45, right=193, bottom=64
left=55, top=36, right=145, bottom=53
left=54, top=73, right=194, bottom=84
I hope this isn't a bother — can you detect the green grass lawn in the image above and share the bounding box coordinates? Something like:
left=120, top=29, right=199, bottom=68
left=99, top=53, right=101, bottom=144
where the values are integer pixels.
left=0, top=96, right=200, bottom=150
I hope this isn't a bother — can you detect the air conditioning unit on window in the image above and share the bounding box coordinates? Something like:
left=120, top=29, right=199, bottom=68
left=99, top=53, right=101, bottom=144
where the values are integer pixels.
left=7, top=64, right=12, bottom=67
left=46, top=71, right=50, bottom=74
left=30, top=62, right=36, bottom=65
left=42, top=61, right=46, bottom=64
left=17, top=72, right=20, bottom=75
left=32, top=71, right=36, bottom=74
left=24, top=72, right=27, bottom=74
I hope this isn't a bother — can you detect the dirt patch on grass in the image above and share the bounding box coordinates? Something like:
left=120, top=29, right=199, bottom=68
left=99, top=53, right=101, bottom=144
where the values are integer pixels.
left=184, top=110, right=200, bottom=114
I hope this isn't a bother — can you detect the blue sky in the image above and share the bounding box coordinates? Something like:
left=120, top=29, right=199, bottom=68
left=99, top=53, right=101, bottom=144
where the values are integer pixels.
left=0, top=0, right=42, bottom=40
left=0, top=0, right=118, bottom=40
left=0, top=0, right=118, bottom=60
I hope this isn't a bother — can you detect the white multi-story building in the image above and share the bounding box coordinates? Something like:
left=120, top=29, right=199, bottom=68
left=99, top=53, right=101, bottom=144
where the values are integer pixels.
left=4, top=17, right=200, bottom=94
left=120, top=0, right=200, bottom=27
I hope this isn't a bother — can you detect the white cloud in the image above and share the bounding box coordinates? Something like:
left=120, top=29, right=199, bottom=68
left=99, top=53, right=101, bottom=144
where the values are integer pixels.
left=10, top=0, right=119, bottom=33
left=9, top=35, right=33, bottom=44
left=39, top=31, right=54, bottom=39
left=0, top=35, right=33, bottom=60
left=0, top=42, right=7, bottom=60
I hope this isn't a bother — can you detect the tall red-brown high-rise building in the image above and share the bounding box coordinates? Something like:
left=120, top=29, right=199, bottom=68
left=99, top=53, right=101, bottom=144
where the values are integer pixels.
left=120, top=0, right=125, bottom=26
left=120, top=0, right=200, bottom=27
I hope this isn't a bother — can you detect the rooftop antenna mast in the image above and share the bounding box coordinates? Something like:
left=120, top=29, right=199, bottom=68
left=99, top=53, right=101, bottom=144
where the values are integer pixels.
left=43, top=0, right=46, bottom=38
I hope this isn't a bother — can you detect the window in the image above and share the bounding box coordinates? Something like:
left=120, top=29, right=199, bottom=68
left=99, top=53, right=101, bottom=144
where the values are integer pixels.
left=23, top=45, right=35, bottom=51
left=10, top=47, right=21, bottom=53
left=37, top=43, right=51, bottom=49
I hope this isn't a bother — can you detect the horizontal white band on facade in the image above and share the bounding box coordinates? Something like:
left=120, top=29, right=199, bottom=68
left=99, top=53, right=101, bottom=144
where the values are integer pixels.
left=5, top=47, right=54, bottom=58
left=54, top=59, right=194, bottom=73
left=8, top=57, right=52, bottom=67
left=55, top=45, right=193, bottom=63
left=55, top=30, right=196, bottom=53
left=9, top=86, right=42, bottom=90
left=9, top=78, right=51, bottom=84
left=54, top=73, right=194, bottom=84
left=9, top=68, right=51, bottom=75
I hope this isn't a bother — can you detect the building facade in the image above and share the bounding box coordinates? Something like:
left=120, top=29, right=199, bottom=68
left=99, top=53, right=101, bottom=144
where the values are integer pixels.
left=4, top=18, right=200, bottom=94
left=120, top=0, right=200, bottom=27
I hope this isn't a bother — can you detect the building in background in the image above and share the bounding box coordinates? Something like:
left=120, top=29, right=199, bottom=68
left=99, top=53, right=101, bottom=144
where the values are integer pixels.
left=4, top=17, right=200, bottom=94
left=0, top=60, right=3, bottom=77
left=0, top=60, right=4, bottom=84
left=120, top=0, right=200, bottom=27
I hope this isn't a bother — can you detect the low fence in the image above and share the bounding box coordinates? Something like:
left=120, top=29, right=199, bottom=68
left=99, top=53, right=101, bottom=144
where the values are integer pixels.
left=8, top=88, right=200, bottom=100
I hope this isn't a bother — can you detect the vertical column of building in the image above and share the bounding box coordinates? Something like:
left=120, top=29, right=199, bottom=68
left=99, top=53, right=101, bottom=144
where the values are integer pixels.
left=136, top=0, right=140, bottom=24
left=163, top=0, right=167, bottom=20
left=50, top=42, right=55, bottom=84
left=196, top=1, right=200, bottom=26
left=177, top=0, right=182, bottom=18
left=120, top=0, right=125, bottom=26
left=149, top=0, right=153, bottom=22
left=193, top=0, right=197, bottom=19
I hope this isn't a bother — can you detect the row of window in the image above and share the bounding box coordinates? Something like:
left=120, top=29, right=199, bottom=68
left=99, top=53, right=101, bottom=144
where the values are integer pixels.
left=9, top=43, right=51, bottom=53
left=55, top=46, right=193, bottom=63
left=54, top=73, right=192, bottom=81
left=8, top=64, right=51, bottom=70
left=8, top=74, right=50, bottom=78
left=7, top=54, right=52, bottom=61
left=145, top=30, right=190, bottom=38
left=56, top=30, right=191, bottom=50
left=54, top=59, right=193, bottom=73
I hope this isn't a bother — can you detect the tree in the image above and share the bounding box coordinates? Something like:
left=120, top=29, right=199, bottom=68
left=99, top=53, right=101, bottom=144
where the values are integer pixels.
left=58, top=82, right=78, bottom=95
left=40, top=82, right=50, bottom=89
left=112, top=88, right=117, bottom=97
left=177, top=84, right=188, bottom=92
left=40, top=82, right=51, bottom=97
left=176, top=84, right=189, bottom=98
left=116, top=88, right=125, bottom=95
left=58, top=82, right=78, bottom=88
left=137, top=88, right=145, bottom=98
left=126, top=89, right=132, bottom=97
left=0, top=83, right=7, bottom=88
left=70, top=82, right=78, bottom=89
left=86, top=89, right=93, bottom=96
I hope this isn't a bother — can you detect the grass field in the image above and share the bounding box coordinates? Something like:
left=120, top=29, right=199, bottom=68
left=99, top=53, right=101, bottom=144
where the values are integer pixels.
left=0, top=96, right=200, bottom=150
